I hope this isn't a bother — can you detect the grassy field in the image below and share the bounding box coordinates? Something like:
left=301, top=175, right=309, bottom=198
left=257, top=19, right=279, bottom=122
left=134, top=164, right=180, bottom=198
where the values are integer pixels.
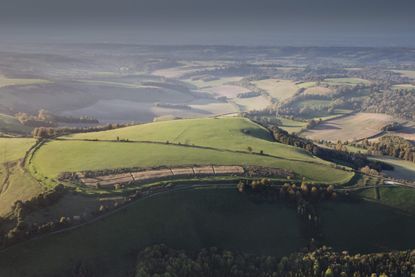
left=294, top=99, right=332, bottom=110
left=1, top=188, right=414, bottom=276
left=231, top=95, right=271, bottom=111
left=296, top=81, right=317, bottom=88
left=251, top=79, right=299, bottom=101
left=0, top=138, right=39, bottom=216
left=0, top=138, right=35, bottom=164
left=370, top=156, right=415, bottom=181
left=276, top=117, right=307, bottom=134
left=0, top=114, right=32, bottom=135
left=0, top=164, right=43, bottom=216
left=0, top=75, right=51, bottom=88
left=65, top=117, right=315, bottom=161
left=302, top=112, right=395, bottom=142
left=0, top=188, right=305, bottom=277
left=392, top=84, right=415, bottom=90
left=32, top=118, right=353, bottom=184
left=391, top=70, right=415, bottom=79
left=357, top=186, right=415, bottom=214
left=303, top=86, right=334, bottom=96
left=31, top=140, right=352, bottom=185
left=189, top=101, right=238, bottom=115
left=320, top=200, right=415, bottom=253
left=203, top=85, right=250, bottom=98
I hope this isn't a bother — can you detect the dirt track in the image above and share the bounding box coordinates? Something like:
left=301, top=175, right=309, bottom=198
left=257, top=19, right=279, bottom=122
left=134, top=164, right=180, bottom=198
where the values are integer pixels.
left=79, top=165, right=245, bottom=188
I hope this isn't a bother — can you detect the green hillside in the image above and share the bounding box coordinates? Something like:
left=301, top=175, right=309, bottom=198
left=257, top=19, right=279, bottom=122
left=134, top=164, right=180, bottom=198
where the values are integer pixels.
left=1, top=188, right=414, bottom=277
left=0, top=138, right=41, bottom=216
left=0, top=138, right=35, bottom=164
left=31, top=118, right=354, bottom=184
left=65, top=117, right=315, bottom=162
left=0, top=188, right=304, bottom=277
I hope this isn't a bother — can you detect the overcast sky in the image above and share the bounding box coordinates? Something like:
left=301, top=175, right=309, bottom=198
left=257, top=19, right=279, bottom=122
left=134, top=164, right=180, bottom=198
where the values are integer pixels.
left=1, top=0, right=414, bottom=46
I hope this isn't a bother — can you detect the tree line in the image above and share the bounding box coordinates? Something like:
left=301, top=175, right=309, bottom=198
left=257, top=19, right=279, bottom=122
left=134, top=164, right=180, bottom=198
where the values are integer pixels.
left=134, top=244, right=412, bottom=277
left=16, top=109, right=98, bottom=127
left=32, top=122, right=138, bottom=138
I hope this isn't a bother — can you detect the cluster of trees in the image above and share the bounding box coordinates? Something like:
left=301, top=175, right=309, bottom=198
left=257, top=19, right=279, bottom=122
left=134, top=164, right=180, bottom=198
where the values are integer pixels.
left=237, top=91, right=262, bottom=98
left=330, top=136, right=415, bottom=165
left=16, top=109, right=98, bottom=127
left=15, top=111, right=56, bottom=127
left=154, top=103, right=192, bottom=110
left=0, top=184, right=67, bottom=246
left=237, top=179, right=337, bottom=204
left=306, top=118, right=323, bottom=129
left=135, top=244, right=412, bottom=277
left=245, top=166, right=295, bottom=179
left=362, top=136, right=415, bottom=163
left=361, top=90, right=415, bottom=120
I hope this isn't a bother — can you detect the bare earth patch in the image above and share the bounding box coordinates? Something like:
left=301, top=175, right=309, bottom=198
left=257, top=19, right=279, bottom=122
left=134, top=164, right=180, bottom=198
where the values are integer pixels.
left=79, top=166, right=245, bottom=188
left=302, top=113, right=395, bottom=142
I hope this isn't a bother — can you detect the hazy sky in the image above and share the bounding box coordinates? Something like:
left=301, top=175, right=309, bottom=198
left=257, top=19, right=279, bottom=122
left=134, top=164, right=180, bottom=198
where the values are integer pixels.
left=1, top=0, right=414, bottom=46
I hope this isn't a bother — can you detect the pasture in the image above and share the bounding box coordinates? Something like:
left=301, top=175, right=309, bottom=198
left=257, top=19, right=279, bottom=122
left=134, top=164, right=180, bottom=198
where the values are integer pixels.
left=320, top=200, right=415, bottom=253
left=357, top=186, right=415, bottom=215
left=391, top=70, right=415, bottom=79
left=0, top=188, right=305, bottom=277
left=1, top=188, right=415, bottom=277
left=302, top=112, right=395, bottom=142
left=231, top=95, right=271, bottom=111
left=0, top=138, right=35, bottom=164
left=0, top=138, right=39, bottom=216
left=296, top=81, right=317, bottom=88
left=392, top=84, right=415, bottom=90
left=0, top=164, right=43, bottom=216
left=276, top=117, right=307, bottom=134
left=251, top=79, right=299, bottom=101
left=189, top=101, right=238, bottom=115
left=31, top=140, right=352, bottom=185
left=370, top=156, right=415, bottom=181
left=303, top=86, right=334, bottom=96
left=34, top=118, right=353, bottom=184
left=65, top=117, right=318, bottom=163
left=203, top=85, right=250, bottom=98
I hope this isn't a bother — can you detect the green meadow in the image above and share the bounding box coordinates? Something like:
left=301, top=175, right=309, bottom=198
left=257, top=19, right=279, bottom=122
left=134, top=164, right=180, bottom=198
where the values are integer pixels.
left=31, top=118, right=353, bottom=184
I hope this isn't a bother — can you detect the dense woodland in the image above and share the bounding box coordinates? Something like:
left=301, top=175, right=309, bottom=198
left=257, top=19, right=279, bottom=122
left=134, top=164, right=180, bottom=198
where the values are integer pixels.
left=134, top=244, right=413, bottom=277
left=16, top=109, right=98, bottom=127
left=361, top=90, right=415, bottom=120
left=362, top=136, right=415, bottom=163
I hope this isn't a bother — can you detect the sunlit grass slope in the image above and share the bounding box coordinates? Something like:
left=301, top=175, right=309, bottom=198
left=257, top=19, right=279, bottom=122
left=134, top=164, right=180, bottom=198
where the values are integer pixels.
left=66, top=117, right=317, bottom=162
left=0, top=138, right=35, bottom=163
left=32, top=118, right=353, bottom=184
